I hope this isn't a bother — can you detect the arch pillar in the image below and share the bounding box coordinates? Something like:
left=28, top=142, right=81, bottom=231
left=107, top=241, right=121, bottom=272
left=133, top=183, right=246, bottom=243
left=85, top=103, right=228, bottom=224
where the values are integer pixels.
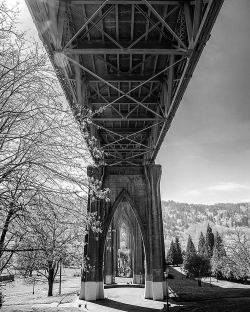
left=144, top=165, right=166, bottom=300
left=103, top=221, right=116, bottom=284
left=133, top=222, right=145, bottom=284
left=80, top=164, right=166, bottom=301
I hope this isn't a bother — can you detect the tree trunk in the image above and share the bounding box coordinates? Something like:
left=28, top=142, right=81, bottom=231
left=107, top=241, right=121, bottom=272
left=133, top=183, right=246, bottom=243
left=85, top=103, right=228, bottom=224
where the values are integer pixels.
left=0, top=207, right=14, bottom=259
left=198, top=278, right=202, bottom=287
left=48, top=267, right=54, bottom=296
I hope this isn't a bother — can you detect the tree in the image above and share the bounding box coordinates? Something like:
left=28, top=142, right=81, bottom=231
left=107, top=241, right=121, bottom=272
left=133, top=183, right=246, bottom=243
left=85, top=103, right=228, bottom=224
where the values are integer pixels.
left=184, top=254, right=211, bottom=286
left=174, top=237, right=183, bottom=266
left=0, top=0, right=107, bottom=277
left=198, top=232, right=207, bottom=257
left=205, top=224, right=214, bottom=258
left=166, top=240, right=176, bottom=265
left=222, top=229, right=250, bottom=282
left=17, top=195, right=101, bottom=296
left=184, top=235, right=196, bottom=272
left=211, top=231, right=226, bottom=279
left=118, top=248, right=131, bottom=277
left=185, top=235, right=196, bottom=257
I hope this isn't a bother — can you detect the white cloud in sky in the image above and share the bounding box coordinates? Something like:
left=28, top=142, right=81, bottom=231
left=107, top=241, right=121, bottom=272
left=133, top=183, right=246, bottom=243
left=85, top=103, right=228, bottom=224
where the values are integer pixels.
left=182, top=190, right=202, bottom=196
left=182, top=182, right=250, bottom=199
left=207, top=182, right=250, bottom=192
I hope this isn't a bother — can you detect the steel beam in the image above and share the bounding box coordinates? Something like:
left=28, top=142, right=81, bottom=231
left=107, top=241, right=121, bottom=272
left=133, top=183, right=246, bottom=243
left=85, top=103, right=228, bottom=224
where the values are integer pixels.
left=88, top=76, right=161, bottom=83
left=66, top=55, right=177, bottom=118
left=128, top=5, right=179, bottom=49
left=192, top=0, right=202, bottom=41
left=93, top=118, right=160, bottom=121
left=64, top=0, right=109, bottom=49
left=102, top=120, right=163, bottom=148
left=64, top=48, right=187, bottom=55
left=184, top=1, right=193, bottom=46
left=92, top=102, right=158, bottom=105
left=142, top=0, right=187, bottom=49
left=70, top=1, right=200, bottom=4
left=134, top=4, right=169, bottom=43
left=104, top=148, right=150, bottom=152
left=93, top=122, right=150, bottom=148
left=125, top=85, right=160, bottom=118
left=83, top=12, right=124, bottom=49
left=166, top=54, right=174, bottom=115
left=78, top=5, right=115, bottom=42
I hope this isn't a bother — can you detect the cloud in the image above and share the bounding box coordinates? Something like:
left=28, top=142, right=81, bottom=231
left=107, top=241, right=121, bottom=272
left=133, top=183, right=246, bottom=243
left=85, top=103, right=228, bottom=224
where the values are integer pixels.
left=207, top=182, right=250, bottom=192
left=183, top=189, right=201, bottom=196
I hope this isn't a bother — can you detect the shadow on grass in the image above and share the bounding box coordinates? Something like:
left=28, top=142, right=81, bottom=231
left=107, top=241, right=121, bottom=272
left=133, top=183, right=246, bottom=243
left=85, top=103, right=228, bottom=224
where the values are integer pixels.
left=169, top=298, right=250, bottom=312
left=90, top=298, right=161, bottom=312
left=104, top=284, right=144, bottom=289
left=168, top=266, right=250, bottom=302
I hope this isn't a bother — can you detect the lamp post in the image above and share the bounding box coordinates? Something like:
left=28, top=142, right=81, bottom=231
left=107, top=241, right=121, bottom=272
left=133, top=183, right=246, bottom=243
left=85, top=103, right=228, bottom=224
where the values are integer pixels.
left=164, top=268, right=170, bottom=312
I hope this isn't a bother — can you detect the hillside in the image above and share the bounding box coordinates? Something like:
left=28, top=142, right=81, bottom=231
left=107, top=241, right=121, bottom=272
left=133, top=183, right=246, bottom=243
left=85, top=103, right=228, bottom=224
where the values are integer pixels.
left=162, top=200, right=250, bottom=251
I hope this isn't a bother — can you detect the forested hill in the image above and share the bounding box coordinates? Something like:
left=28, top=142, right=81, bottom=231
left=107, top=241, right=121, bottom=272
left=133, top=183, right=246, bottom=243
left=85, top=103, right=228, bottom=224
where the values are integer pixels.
left=162, top=200, right=250, bottom=250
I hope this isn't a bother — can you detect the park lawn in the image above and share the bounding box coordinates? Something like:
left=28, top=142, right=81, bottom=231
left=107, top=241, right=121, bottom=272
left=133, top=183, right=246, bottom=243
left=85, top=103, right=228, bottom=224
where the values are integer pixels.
left=1, top=268, right=81, bottom=311
left=168, top=266, right=250, bottom=302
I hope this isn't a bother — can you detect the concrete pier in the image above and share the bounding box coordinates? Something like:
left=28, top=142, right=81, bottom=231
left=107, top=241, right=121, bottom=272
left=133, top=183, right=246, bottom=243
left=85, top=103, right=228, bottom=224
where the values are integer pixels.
left=80, top=165, right=166, bottom=301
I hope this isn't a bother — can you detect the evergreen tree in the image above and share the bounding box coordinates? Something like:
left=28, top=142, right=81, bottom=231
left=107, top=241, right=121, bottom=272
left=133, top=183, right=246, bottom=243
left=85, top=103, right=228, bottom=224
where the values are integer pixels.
left=166, top=240, right=176, bottom=265
left=198, top=232, right=207, bottom=256
left=213, top=232, right=226, bottom=258
left=205, top=224, right=214, bottom=258
left=211, top=231, right=226, bottom=279
left=184, top=254, right=211, bottom=286
left=174, top=237, right=183, bottom=265
left=185, top=235, right=196, bottom=257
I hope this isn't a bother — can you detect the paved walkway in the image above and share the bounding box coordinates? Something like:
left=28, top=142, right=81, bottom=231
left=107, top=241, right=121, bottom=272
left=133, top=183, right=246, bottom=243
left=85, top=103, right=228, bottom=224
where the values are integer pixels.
left=78, top=287, right=168, bottom=312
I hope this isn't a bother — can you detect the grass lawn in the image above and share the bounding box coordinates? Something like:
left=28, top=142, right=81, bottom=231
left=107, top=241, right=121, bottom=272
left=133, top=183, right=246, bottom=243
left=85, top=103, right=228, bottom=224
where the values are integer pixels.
left=168, top=266, right=250, bottom=302
left=2, top=267, right=250, bottom=312
left=1, top=268, right=81, bottom=311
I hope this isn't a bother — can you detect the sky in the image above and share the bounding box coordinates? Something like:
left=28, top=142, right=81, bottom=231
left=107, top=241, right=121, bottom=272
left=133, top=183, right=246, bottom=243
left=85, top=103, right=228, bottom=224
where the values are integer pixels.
left=9, top=0, right=250, bottom=205
left=157, top=0, right=250, bottom=204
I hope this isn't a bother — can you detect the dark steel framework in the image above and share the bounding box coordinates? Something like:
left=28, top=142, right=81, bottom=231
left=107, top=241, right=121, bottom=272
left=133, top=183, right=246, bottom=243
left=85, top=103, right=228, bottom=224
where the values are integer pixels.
left=26, top=0, right=223, bottom=166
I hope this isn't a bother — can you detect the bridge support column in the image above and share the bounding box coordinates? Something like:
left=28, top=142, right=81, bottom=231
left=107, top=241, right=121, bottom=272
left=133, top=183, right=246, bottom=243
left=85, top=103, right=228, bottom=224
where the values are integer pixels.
left=133, top=223, right=145, bottom=284
left=144, top=165, right=166, bottom=300
left=79, top=167, right=105, bottom=301
left=104, top=222, right=116, bottom=284
left=80, top=164, right=166, bottom=301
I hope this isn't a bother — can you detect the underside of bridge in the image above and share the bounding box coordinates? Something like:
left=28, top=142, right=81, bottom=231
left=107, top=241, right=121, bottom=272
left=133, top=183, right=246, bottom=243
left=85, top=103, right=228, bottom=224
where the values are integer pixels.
left=27, top=0, right=223, bottom=301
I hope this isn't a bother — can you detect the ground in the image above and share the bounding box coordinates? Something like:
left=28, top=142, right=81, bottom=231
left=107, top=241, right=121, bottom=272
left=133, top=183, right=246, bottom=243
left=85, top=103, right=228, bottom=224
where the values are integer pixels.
left=1, top=268, right=250, bottom=311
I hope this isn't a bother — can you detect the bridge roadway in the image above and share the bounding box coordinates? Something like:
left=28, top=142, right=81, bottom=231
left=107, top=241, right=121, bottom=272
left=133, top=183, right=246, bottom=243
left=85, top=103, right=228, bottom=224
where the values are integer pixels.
left=26, top=0, right=223, bottom=302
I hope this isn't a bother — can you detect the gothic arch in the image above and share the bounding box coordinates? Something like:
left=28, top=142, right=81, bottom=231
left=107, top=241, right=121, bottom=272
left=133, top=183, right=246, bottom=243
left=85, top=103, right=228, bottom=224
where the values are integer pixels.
left=102, top=188, right=149, bottom=271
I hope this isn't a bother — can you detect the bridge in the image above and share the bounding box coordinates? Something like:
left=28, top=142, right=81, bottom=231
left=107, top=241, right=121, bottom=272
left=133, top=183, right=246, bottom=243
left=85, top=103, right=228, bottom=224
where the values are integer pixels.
left=26, top=0, right=223, bottom=301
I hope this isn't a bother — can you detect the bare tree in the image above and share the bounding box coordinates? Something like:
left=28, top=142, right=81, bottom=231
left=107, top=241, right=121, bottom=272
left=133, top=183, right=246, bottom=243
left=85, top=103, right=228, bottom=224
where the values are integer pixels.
left=223, top=229, right=250, bottom=281
left=15, top=194, right=101, bottom=296
left=0, top=1, right=107, bottom=275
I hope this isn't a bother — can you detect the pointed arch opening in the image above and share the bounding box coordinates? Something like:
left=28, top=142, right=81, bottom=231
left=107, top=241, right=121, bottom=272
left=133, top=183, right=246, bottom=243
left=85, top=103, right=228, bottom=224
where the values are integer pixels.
left=102, top=189, right=147, bottom=287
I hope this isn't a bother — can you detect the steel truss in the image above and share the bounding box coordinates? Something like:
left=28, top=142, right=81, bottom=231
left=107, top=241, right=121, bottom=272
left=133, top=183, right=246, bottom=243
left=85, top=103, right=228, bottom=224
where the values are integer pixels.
left=26, top=0, right=224, bottom=165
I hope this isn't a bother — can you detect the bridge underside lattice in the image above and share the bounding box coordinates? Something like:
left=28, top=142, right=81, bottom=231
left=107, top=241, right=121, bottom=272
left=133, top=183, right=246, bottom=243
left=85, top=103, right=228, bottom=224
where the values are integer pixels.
left=26, top=0, right=223, bottom=166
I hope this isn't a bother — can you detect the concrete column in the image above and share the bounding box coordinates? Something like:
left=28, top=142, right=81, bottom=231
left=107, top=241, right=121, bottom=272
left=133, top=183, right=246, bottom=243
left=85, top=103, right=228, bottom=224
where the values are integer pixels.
left=112, top=227, right=117, bottom=282
left=104, top=227, right=113, bottom=284
left=144, top=165, right=166, bottom=300
left=133, top=223, right=145, bottom=284
left=80, top=164, right=165, bottom=301
left=79, top=167, right=105, bottom=301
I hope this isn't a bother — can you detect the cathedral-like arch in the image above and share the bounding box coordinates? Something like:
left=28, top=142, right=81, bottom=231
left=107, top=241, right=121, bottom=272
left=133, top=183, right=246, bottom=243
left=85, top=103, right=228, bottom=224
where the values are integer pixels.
left=103, top=188, right=149, bottom=259
left=103, top=192, right=146, bottom=285
left=80, top=165, right=166, bottom=301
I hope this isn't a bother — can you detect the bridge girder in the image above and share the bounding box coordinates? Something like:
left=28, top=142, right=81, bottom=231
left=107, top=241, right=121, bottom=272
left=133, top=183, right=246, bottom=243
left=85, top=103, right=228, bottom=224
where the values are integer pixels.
left=26, top=0, right=223, bottom=166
